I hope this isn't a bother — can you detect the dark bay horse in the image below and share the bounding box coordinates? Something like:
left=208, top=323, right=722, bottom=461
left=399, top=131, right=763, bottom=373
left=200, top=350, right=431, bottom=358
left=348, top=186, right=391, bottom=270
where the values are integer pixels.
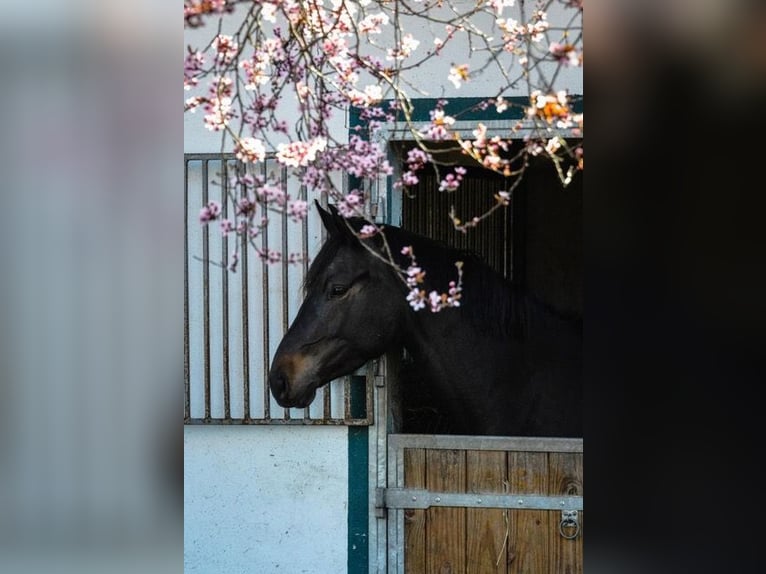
left=268, top=203, right=582, bottom=437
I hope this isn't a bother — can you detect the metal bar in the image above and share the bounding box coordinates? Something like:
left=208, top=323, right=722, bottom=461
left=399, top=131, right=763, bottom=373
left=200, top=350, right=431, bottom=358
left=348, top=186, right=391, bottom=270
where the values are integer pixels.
left=382, top=489, right=583, bottom=511
left=281, top=166, right=291, bottom=422
left=299, top=180, right=310, bottom=421
left=222, top=159, right=231, bottom=420
left=387, top=401, right=400, bottom=574
left=184, top=417, right=372, bottom=426
left=323, top=379, right=332, bottom=419
left=240, top=162, right=251, bottom=421
left=370, top=358, right=388, bottom=574
left=261, top=160, right=271, bottom=420
left=321, top=193, right=332, bottom=421
left=388, top=434, right=583, bottom=453
left=202, top=159, right=211, bottom=421
left=365, top=364, right=374, bottom=425
left=344, top=376, right=351, bottom=420
left=184, top=158, right=191, bottom=421
left=394, top=435, right=405, bottom=574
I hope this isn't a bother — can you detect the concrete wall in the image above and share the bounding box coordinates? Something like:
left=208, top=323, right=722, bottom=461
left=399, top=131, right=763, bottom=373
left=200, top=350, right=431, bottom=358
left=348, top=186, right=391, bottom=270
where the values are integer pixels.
left=184, top=426, right=348, bottom=574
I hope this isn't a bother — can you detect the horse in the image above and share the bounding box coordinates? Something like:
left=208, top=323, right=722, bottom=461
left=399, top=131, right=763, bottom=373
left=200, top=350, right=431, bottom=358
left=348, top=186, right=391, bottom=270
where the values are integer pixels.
left=268, top=202, right=582, bottom=437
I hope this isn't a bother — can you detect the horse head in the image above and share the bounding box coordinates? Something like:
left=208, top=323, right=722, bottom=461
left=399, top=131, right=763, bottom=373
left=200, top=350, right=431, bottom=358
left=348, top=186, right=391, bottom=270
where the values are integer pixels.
left=268, top=203, right=405, bottom=409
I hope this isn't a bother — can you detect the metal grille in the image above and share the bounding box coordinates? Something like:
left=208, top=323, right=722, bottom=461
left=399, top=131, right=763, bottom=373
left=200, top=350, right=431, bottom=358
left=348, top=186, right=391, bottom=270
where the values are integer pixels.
left=184, top=153, right=373, bottom=425
left=400, top=165, right=513, bottom=280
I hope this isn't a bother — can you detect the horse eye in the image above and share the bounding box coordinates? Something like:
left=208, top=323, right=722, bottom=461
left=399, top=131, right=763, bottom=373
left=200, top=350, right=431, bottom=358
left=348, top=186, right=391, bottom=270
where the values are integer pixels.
left=329, top=284, right=349, bottom=298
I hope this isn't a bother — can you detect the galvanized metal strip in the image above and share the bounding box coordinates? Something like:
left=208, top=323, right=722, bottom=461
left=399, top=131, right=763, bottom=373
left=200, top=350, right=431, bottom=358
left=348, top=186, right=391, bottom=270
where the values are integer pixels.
left=184, top=417, right=373, bottom=426
left=373, top=359, right=388, bottom=574
left=184, top=157, right=191, bottom=422
left=388, top=434, right=583, bottom=453
left=383, top=488, right=583, bottom=511
left=387, top=399, right=400, bottom=574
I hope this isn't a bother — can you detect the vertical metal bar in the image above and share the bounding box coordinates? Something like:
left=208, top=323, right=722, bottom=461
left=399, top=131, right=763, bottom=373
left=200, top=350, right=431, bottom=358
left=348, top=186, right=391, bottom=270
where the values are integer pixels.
left=344, top=376, right=352, bottom=421
left=281, top=166, right=291, bottom=422
left=370, top=354, right=390, bottom=574
left=366, top=363, right=374, bottom=424
left=322, top=192, right=332, bottom=420
left=240, top=161, right=251, bottom=420
left=184, top=158, right=191, bottom=421
left=395, top=443, right=405, bottom=574
left=261, top=161, right=271, bottom=420
left=222, top=160, right=231, bottom=420
left=302, top=182, right=312, bottom=422
left=202, top=160, right=211, bottom=421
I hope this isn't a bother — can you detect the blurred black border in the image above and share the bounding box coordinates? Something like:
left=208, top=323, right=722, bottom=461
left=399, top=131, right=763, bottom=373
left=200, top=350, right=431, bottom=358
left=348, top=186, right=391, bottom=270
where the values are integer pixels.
left=585, top=4, right=766, bottom=570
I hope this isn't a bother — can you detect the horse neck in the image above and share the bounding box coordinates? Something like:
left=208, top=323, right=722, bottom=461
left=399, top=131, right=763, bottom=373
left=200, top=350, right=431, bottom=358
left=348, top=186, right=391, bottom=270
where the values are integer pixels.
left=399, top=304, right=521, bottom=433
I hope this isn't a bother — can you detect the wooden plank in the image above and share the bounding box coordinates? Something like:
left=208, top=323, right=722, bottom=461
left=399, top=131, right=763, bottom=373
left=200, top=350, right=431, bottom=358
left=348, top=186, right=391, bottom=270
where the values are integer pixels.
left=404, top=448, right=427, bottom=574
left=426, top=449, right=466, bottom=574
left=548, top=452, right=583, bottom=574
left=507, top=451, right=548, bottom=574
left=466, top=450, right=508, bottom=573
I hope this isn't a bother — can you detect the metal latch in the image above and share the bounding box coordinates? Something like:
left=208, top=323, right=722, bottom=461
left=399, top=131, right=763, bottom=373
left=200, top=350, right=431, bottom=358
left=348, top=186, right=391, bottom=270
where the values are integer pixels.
left=559, top=509, right=580, bottom=539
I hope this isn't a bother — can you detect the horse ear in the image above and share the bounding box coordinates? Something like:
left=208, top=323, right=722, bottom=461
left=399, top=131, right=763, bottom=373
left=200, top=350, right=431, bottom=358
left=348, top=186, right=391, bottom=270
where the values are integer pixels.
left=315, top=200, right=357, bottom=243
left=315, top=200, right=341, bottom=237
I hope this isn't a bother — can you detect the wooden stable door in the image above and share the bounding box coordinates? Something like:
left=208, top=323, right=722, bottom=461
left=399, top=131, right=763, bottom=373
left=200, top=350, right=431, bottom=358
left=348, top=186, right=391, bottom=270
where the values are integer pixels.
left=382, top=435, right=583, bottom=574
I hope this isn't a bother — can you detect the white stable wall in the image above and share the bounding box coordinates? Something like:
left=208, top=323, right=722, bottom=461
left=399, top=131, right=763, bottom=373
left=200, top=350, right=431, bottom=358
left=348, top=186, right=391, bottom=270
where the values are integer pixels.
left=184, top=426, right=348, bottom=573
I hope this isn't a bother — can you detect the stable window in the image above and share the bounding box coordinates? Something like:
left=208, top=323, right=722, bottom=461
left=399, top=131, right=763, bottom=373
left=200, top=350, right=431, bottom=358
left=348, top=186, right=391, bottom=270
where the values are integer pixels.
left=183, top=153, right=372, bottom=425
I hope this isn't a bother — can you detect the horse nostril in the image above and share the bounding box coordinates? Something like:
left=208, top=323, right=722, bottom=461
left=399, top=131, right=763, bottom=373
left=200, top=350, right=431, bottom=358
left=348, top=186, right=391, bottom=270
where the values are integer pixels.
left=269, top=371, right=288, bottom=400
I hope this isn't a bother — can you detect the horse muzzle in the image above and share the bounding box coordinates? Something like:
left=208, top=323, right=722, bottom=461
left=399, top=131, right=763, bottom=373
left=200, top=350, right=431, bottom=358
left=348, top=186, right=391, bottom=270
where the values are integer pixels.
left=268, top=353, right=320, bottom=408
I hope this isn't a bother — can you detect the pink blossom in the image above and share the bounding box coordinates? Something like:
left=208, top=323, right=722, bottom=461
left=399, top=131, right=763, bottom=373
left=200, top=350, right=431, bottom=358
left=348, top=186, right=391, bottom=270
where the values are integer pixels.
left=184, top=50, right=205, bottom=90
left=287, top=200, right=308, bottom=222
left=358, top=12, right=389, bottom=34
left=288, top=252, right=305, bottom=265
left=336, top=191, right=363, bottom=218
left=220, top=219, right=234, bottom=235
left=347, top=85, right=383, bottom=107
left=203, top=97, right=233, bottom=131
left=237, top=197, right=256, bottom=217
left=439, top=167, right=466, bottom=192
left=256, top=184, right=286, bottom=205
left=276, top=137, right=327, bottom=168
left=401, top=171, right=419, bottom=186
left=359, top=224, right=379, bottom=238
left=199, top=201, right=222, bottom=223
left=240, top=56, right=269, bottom=89
left=212, top=34, right=238, bottom=65
left=185, top=96, right=203, bottom=113
left=235, top=137, right=266, bottom=163
left=422, top=109, right=456, bottom=141
left=448, top=64, right=470, bottom=88
left=549, top=42, right=581, bottom=67
left=487, top=0, right=515, bottom=15
left=407, top=288, right=427, bottom=311
left=387, top=34, right=420, bottom=60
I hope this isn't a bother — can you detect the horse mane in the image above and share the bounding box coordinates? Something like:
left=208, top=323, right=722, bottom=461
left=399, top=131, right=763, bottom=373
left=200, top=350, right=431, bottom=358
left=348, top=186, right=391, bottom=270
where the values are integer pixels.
left=304, top=217, right=579, bottom=340
left=378, top=225, right=519, bottom=337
